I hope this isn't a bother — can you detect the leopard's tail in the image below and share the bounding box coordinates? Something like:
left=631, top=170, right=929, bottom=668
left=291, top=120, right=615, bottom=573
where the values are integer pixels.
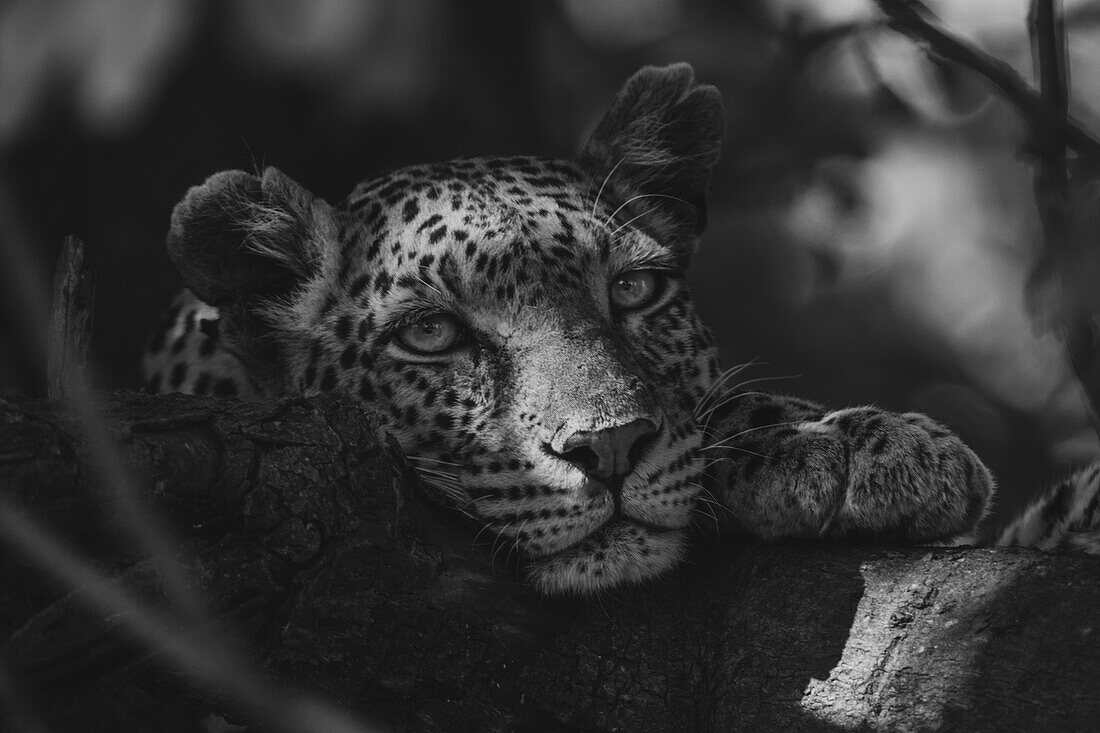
left=989, top=462, right=1100, bottom=555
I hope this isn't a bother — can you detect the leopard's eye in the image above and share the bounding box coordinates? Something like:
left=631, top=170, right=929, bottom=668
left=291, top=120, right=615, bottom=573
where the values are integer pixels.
left=609, top=270, right=662, bottom=311
left=395, top=314, right=461, bottom=354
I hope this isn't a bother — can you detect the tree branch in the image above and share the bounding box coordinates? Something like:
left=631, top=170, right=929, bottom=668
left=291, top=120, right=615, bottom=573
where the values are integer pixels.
left=46, top=236, right=94, bottom=400
left=873, top=0, right=1100, bottom=437
left=1, top=393, right=1099, bottom=731
left=872, top=0, right=1100, bottom=162
left=1025, top=0, right=1100, bottom=435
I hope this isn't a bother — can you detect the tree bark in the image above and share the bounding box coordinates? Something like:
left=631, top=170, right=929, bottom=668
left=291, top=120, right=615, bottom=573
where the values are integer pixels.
left=1, top=393, right=1098, bottom=732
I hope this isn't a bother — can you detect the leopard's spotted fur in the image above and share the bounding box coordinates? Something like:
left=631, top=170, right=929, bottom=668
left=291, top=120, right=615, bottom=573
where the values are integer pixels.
left=144, top=64, right=1100, bottom=594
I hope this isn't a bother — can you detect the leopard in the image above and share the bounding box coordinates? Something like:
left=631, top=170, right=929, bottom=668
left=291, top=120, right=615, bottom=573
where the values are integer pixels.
left=143, top=64, right=1100, bottom=594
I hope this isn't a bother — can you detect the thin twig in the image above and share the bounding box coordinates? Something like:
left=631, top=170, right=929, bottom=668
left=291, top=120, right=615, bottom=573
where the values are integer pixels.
left=1028, top=0, right=1073, bottom=300
left=1029, top=0, right=1070, bottom=187
left=1027, top=0, right=1100, bottom=435
left=47, top=236, right=95, bottom=400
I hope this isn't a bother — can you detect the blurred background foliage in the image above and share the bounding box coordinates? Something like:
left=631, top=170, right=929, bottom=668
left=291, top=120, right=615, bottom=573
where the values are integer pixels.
left=2, top=0, right=1100, bottom=520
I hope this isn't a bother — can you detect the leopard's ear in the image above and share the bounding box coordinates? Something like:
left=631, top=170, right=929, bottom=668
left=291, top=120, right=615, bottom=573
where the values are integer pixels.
left=167, top=167, right=337, bottom=392
left=580, top=64, right=724, bottom=250
left=167, top=166, right=335, bottom=307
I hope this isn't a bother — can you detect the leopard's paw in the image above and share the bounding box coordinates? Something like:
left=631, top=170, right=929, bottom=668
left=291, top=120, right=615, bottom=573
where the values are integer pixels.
left=814, top=408, right=994, bottom=542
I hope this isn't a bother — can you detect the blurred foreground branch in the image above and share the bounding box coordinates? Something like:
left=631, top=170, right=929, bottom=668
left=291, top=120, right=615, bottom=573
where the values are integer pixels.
left=0, top=393, right=1099, bottom=731
left=874, top=0, right=1100, bottom=436
left=873, top=0, right=1100, bottom=162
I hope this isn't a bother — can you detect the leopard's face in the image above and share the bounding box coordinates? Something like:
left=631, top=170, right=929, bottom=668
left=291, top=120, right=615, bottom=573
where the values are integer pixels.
left=158, top=64, right=724, bottom=593
left=280, top=158, right=718, bottom=592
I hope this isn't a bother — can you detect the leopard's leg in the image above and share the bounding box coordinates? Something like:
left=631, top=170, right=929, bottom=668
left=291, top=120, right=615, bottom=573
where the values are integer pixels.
left=702, top=393, right=994, bottom=544
left=995, top=462, right=1100, bottom=554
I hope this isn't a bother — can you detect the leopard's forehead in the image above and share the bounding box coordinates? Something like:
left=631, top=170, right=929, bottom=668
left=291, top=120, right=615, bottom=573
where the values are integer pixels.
left=340, top=156, right=601, bottom=263
left=317, top=155, right=675, bottom=327
left=344, top=155, right=592, bottom=217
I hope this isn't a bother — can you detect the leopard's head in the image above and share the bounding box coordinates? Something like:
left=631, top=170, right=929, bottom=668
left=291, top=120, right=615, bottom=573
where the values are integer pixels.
left=167, top=64, right=724, bottom=593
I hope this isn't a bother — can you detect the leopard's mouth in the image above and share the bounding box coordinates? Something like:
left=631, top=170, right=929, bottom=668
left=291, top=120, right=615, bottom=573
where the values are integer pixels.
left=449, top=423, right=705, bottom=593
left=507, top=474, right=695, bottom=561
left=523, top=519, right=687, bottom=595
left=456, top=444, right=704, bottom=571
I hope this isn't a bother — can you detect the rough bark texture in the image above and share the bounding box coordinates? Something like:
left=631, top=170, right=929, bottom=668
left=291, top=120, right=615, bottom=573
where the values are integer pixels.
left=1, top=392, right=1099, bottom=732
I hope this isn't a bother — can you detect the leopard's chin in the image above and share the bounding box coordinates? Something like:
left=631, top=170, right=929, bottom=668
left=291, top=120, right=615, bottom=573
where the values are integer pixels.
left=524, top=520, right=686, bottom=595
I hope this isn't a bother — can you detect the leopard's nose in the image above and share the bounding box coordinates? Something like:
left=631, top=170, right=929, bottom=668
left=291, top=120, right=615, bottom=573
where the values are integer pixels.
left=551, top=418, right=659, bottom=480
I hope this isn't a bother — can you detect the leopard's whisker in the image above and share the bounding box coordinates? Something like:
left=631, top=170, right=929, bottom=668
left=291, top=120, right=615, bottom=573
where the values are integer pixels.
left=471, top=518, right=501, bottom=548
left=701, top=454, right=764, bottom=470
left=417, top=475, right=473, bottom=516
left=696, top=374, right=764, bottom=413
left=590, top=155, right=627, bottom=218
left=508, top=519, right=529, bottom=565
left=693, top=360, right=765, bottom=416
left=695, top=390, right=771, bottom=424
left=412, top=463, right=458, bottom=477
left=483, top=520, right=512, bottom=559
left=490, top=519, right=523, bottom=568
left=603, top=192, right=693, bottom=230
left=407, top=455, right=464, bottom=468
left=413, top=467, right=463, bottom=487
left=414, top=274, right=443, bottom=297
left=700, top=420, right=803, bottom=450
left=411, top=467, right=462, bottom=484
left=607, top=208, right=655, bottom=240
left=705, top=445, right=770, bottom=460
left=724, top=374, right=802, bottom=393
left=690, top=490, right=724, bottom=533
